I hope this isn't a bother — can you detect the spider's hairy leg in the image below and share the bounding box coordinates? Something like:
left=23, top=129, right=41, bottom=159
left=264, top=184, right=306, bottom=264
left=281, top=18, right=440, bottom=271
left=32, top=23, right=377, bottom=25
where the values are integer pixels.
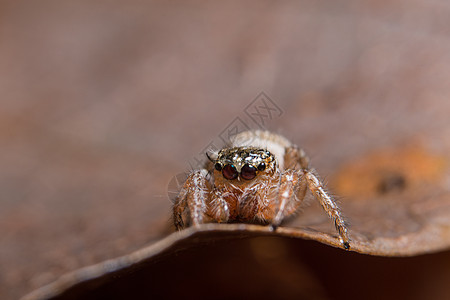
left=270, top=170, right=308, bottom=229
left=173, top=185, right=188, bottom=230
left=173, top=169, right=209, bottom=229
left=304, top=170, right=350, bottom=249
left=208, top=189, right=230, bottom=223
left=284, top=145, right=350, bottom=249
left=270, top=170, right=296, bottom=230
left=284, top=146, right=309, bottom=170
left=284, top=171, right=308, bottom=215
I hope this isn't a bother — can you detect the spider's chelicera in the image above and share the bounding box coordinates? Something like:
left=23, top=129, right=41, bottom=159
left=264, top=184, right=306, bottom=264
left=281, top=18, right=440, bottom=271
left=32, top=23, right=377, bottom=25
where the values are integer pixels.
left=173, top=130, right=350, bottom=249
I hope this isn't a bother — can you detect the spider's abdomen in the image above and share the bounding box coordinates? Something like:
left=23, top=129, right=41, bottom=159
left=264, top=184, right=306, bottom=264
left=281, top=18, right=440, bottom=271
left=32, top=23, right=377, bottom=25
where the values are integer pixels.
left=230, top=130, right=291, bottom=170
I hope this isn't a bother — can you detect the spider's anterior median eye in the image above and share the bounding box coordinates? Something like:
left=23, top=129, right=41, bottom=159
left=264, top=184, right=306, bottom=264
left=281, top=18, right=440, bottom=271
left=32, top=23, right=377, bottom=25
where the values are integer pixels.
left=241, top=164, right=257, bottom=180
left=257, top=162, right=266, bottom=171
left=214, top=163, right=223, bottom=171
left=222, top=164, right=238, bottom=180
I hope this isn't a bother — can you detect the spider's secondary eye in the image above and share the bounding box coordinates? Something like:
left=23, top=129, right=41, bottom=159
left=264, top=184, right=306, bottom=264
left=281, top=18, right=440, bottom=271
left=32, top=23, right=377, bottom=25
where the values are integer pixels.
left=257, top=162, right=266, bottom=171
left=241, top=164, right=257, bottom=180
left=214, top=163, right=223, bottom=171
left=222, top=164, right=238, bottom=180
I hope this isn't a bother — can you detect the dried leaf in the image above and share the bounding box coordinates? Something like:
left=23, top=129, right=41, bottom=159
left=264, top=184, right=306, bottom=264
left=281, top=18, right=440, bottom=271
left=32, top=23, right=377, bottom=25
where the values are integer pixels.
left=1, top=0, right=450, bottom=299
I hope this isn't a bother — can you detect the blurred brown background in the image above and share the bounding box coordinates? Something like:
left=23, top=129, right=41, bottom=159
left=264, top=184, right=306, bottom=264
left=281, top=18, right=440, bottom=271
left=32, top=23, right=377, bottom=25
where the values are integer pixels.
left=1, top=1, right=450, bottom=299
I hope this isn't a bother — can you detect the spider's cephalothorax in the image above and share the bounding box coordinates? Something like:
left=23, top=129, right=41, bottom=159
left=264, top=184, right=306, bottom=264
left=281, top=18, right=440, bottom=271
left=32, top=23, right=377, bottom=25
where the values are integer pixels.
left=173, top=130, right=350, bottom=249
left=213, top=147, right=276, bottom=181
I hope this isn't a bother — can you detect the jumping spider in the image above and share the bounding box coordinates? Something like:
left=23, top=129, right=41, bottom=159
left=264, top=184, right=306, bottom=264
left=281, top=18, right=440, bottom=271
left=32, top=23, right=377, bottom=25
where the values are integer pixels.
left=173, top=130, right=350, bottom=249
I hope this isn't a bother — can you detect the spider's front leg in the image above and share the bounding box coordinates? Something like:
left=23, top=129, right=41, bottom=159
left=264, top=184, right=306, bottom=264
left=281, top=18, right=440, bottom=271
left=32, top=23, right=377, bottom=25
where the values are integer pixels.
left=271, top=170, right=295, bottom=228
left=273, top=146, right=350, bottom=250
left=303, top=169, right=350, bottom=249
left=270, top=170, right=308, bottom=229
left=173, top=169, right=210, bottom=230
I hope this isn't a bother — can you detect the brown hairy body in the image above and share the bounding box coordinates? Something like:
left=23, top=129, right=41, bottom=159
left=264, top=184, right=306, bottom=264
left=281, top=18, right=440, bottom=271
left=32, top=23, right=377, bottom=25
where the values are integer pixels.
left=173, top=130, right=350, bottom=249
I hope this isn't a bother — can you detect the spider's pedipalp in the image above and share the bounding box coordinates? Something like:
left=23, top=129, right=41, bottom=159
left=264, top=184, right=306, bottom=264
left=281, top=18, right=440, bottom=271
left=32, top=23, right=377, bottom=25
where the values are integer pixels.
left=208, top=189, right=230, bottom=223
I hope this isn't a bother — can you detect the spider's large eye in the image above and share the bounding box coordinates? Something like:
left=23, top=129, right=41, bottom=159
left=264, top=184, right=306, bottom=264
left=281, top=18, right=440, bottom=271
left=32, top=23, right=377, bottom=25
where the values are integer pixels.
left=241, top=164, right=257, bottom=180
left=222, top=164, right=238, bottom=180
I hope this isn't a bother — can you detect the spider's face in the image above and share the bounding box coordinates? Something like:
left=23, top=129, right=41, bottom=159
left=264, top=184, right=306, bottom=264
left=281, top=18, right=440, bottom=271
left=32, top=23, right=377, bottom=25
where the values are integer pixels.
left=212, top=147, right=276, bottom=181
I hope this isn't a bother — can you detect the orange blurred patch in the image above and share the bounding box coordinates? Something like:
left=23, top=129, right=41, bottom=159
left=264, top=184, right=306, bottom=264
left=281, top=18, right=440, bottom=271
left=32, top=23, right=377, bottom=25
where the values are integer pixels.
left=333, top=144, right=447, bottom=199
